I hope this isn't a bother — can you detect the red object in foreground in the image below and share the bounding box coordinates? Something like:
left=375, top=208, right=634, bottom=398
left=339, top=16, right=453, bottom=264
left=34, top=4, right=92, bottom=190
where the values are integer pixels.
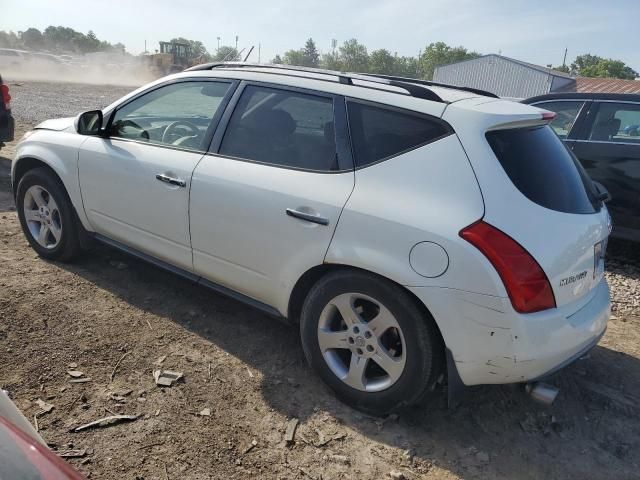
left=0, top=416, right=85, bottom=480
left=0, top=83, right=10, bottom=109
left=460, top=220, right=556, bottom=313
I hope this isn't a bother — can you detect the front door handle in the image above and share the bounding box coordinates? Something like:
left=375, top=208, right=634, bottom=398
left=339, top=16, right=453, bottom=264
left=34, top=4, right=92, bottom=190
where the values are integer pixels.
left=286, top=208, right=329, bottom=226
left=155, top=173, right=186, bottom=187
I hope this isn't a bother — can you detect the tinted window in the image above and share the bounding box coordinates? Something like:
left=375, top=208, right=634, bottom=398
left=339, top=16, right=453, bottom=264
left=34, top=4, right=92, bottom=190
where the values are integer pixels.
left=347, top=102, right=450, bottom=167
left=486, top=125, right=598, bottom=214
left=533, top=101, right=584, bottom=138
left=589, top=102, right=640, bottom=143
left=110, top=81, right=232, bottom=151
left=219, top=85, right=337, bottom=171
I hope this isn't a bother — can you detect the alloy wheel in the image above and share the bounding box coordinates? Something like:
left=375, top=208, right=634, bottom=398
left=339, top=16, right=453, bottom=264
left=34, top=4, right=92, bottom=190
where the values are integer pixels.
left=23, top=185, right=62, bottom=249
left=317, top=292, right=407, bottom=392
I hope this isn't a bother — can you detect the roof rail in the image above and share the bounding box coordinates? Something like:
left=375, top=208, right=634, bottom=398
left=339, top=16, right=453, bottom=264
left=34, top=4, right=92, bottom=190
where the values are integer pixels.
left=185, top=62, right=445, bottom=103
left=361, top=73, right=499, bottom=98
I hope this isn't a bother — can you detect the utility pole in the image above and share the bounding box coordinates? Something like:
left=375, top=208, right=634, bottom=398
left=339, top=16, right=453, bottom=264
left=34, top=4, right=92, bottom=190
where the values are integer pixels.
left=258, top=43, right=261, bottom=63
left=235, top=36, right=238, bottom=50
left=562, top=47, right=568, bottom=69
left=217, top=37, right=220, bottom=51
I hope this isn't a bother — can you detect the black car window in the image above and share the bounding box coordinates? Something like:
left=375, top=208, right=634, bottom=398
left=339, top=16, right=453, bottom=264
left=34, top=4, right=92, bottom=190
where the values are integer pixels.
left=110, top=81, right=232, bottom=152
left=347, top=101, right=450, bottom=168
left=487, top=125, right=599, bottom=214
left=533, top=101, right=584, bottom=138
left=219, top=85, right=337, bottom=171
left=588, top=102, right=640, bottom=143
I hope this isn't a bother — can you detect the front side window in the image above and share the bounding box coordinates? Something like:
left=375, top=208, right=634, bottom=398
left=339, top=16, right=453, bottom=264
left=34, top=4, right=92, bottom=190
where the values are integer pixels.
left=588, top=102, right=640, bottom=143
left=347, top=101, right=451, bottom=168
left=219, top=85, right=337, bottom=171
left=533, top=101, right=584, bottom=138
left=110, top=81, right=232, bottom=151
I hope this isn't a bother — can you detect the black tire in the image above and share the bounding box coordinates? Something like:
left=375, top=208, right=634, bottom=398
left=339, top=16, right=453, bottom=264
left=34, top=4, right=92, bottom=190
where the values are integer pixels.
left=300, top=269, right=444, bottom=416
left=16, top=167, right=81, bottom=262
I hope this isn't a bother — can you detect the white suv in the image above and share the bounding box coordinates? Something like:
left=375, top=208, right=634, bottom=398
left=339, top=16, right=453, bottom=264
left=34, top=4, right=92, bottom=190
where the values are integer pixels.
left=12, top=64, right=611, bottom=414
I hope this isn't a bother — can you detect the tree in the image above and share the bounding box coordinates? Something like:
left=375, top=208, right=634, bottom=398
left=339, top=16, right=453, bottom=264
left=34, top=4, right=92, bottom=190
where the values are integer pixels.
left=282, top=49, right=306, bottom=66
left=571, top=54, right=637, bottom=80
left=570, top=54, right=601, bottom=75
left=552, top=64, right=570, bottom=74
left=302, top=38, right=319, bottom=67
left=321, top=51, right=343, bottom=71
left=272, top=54, right=283, bottom=64
left=0, top=31, right=20, bottom=48
left=280, top=38, right=320, bottom=67
left=393, top=55, right=420, bottom=78
left=21, top=28, right=44, bottom=50
left=339, top=38, right=368, bottom=72
left=212, top=46, right=239, bottom=62
left=418, top=42, right=480, bottom=80
left=369, top=49, right=395, bottom=75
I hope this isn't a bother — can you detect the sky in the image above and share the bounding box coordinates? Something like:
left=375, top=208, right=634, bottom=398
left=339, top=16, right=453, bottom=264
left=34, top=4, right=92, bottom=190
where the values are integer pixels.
left=3, top=0, right=640, bottom=71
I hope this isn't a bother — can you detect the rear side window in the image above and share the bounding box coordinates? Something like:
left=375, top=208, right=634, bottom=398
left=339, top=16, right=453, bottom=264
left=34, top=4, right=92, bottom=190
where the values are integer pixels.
left=533, top=101, right=584, bottom=138
left=588, top=102, right=640, bottom=143
left=347, top=102, right=450, bottom=167
left=219, top=85, right=337, bottom=171
left=486, top=125, right=598, bottom=214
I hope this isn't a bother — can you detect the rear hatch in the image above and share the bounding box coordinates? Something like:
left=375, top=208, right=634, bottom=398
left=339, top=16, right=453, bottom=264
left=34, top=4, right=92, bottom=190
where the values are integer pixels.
left=445, top=99, right=610, bottom=309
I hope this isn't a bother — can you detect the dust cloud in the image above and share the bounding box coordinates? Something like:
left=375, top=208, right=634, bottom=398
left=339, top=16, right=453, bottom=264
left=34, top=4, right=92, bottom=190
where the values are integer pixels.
left=1, top=58, right=156, bottom=87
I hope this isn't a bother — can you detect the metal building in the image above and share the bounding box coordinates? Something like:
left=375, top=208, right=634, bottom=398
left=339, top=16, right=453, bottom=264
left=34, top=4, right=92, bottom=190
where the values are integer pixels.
left=433, top=54, right=574, bottom=99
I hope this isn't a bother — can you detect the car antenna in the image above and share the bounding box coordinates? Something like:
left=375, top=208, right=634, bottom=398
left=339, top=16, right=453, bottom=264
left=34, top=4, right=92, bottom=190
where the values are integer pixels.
left=243, top=46, right=255, bottom=62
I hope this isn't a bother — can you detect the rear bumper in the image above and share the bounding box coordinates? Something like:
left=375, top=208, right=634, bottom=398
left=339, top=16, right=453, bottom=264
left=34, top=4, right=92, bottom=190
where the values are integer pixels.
left=409, top=277, right=610, bottom=385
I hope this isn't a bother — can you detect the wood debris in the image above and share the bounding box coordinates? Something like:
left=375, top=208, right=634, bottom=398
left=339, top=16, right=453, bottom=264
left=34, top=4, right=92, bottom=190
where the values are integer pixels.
left=284, top=418, right=299, bottom=443
left=71, top=414, right=138, bottom=432
left=58, top=449, right=87, bottom=458
left=110, top=351, right=130, bottom=382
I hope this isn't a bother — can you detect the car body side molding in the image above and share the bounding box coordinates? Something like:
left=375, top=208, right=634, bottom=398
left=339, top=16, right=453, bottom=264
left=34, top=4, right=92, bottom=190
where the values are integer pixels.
left=93, top=233, right=285, bottom=320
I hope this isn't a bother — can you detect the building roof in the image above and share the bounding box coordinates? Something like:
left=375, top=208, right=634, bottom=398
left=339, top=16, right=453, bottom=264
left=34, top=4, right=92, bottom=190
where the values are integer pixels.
left=435, top=54, right=574, bottom=79
left=557, top=77, right=640, bottom=94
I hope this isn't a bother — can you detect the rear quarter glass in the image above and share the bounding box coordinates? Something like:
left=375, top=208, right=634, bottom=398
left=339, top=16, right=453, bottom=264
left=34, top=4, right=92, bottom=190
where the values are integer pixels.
left=486, top=125, right=599, bottom=214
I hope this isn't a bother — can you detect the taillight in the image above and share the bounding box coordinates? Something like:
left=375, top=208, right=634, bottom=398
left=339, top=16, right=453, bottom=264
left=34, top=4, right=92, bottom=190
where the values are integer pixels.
left=541, top=111, right=556, bottom=121
left=1, top=84, right=11, bottom=109
left=460, top=220, right=556, bottom=313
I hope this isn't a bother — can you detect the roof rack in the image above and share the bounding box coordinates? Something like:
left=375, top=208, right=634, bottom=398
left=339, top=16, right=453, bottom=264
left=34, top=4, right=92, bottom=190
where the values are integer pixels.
left=185, top=62, right=445, bottom=103
left=362, top=73, right=499, bottom=98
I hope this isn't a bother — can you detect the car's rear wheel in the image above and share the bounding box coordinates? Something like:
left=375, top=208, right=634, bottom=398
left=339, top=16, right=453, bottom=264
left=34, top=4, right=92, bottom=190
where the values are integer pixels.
left=16, top=168, right=81, bottom=262
left=300, top=270, right=444, bottom=415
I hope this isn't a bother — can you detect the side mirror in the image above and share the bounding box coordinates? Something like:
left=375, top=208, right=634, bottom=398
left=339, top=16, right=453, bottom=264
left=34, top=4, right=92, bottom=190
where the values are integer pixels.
left=75, top=110, right=103, bottom=136
left=592, top=181, right=611, bottom=203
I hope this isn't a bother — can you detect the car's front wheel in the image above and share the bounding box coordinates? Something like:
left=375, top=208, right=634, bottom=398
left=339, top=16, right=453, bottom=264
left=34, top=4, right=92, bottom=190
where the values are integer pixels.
left=300, top=270, right=444, bottom=415
left=16, top=167, right=81, bottom=262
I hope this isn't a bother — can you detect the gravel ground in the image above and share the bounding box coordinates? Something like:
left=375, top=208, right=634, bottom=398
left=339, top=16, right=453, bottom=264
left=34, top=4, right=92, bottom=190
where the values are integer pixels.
left=7, top=80, right=134, bottom=128
left=0, top=81, right=639, bottom=480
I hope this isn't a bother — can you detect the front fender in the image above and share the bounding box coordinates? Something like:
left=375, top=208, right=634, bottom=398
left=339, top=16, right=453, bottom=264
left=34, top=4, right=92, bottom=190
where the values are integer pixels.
left=13, top=130, right=93, bottom=231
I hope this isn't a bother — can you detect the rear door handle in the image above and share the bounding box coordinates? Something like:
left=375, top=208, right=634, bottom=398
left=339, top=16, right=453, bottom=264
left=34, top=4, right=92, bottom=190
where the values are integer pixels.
left=155, top=173, right=186, bottom=187
left=286, top=208, right=329, bottom=226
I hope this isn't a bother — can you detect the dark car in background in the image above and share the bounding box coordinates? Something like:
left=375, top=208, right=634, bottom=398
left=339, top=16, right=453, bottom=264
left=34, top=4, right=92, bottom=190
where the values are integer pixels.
left=0, top=74, right=15, bottom=150
left=524, top=93, right=640, bottom=241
